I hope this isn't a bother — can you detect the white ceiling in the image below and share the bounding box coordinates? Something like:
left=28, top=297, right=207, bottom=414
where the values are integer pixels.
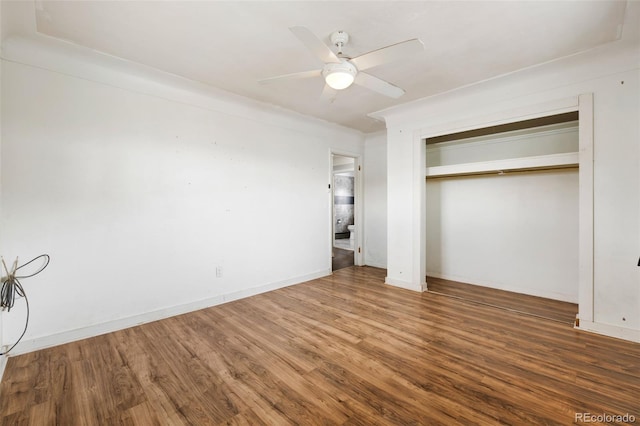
left=2, top=1, right=636, bottom=133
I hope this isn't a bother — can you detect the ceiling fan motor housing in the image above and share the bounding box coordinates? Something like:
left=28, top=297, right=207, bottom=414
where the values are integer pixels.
left=331, top=30, right=350, bottom=50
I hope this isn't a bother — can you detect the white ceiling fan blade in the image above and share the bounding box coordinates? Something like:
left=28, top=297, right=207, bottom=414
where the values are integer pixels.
left=354, top=72, right=405, bottom=99
left=320, top=84, right=338, bottom=102
left=259, top=69, right=321, bottom=84
left=350, top=39, right=424, bottom=71
left=289, top=26, right=341, bottom=64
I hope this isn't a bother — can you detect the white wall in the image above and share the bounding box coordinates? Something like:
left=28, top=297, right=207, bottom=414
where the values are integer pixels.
left=0, top=38, right=364, bottom=354
left=376, top=39, right=640, bottom=342
left=363, top=131, right=387, bottom=268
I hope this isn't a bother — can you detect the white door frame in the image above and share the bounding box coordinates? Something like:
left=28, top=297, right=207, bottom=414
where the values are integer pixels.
left=330, top=150, right=364, bottom=267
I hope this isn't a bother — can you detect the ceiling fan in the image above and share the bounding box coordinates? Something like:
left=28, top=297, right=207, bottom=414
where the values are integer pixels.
left=259, top=26, right=424, bottom=101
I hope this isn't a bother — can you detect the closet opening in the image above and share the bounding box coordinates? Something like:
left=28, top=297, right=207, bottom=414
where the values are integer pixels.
left=424, top=111, right=580, bottom=324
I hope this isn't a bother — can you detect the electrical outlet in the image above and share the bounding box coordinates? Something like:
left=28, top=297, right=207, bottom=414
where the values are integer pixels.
left=216, top=266, right=223, bottom=278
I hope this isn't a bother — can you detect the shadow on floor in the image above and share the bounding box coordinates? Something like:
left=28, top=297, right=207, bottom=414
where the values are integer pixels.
left=332, top=247, right=354, bottom=271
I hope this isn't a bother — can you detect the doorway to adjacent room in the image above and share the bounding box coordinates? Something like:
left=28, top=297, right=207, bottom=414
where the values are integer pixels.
left=332, top=154, right=356, bottom=271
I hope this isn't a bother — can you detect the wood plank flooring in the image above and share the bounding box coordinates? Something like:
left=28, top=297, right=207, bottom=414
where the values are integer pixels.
left=1, top=266, right=638, bottom=425
left=426, top=276, right=579, bottom=325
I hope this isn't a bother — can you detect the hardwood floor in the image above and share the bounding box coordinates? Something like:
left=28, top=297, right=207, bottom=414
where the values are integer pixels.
left=426, top=276, right=579, bottom=325
left=1, top=266, right=638, bottom=425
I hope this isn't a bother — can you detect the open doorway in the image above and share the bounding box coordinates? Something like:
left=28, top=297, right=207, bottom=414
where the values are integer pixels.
left=332, top=154, right=355, bottom=271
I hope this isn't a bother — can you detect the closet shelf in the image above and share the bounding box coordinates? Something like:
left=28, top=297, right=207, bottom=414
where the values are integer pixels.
left=425, top=152, right=579, bottom=178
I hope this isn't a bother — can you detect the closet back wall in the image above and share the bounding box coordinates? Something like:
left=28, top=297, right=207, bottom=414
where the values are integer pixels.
left=426, top=170, right=578, bottom=302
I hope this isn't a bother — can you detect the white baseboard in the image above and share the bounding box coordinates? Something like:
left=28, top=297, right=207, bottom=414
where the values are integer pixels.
left=576, top=320, right=640, bottom=343
left=364, top=260, right=387, bottom=270
left=7, top=269, right=332, bottom=356
left=385, top=276, right=426, bottom=292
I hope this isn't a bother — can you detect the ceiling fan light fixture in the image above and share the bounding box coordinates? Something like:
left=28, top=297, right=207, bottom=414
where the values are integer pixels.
left=322, top=61, right=357, bottom=90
